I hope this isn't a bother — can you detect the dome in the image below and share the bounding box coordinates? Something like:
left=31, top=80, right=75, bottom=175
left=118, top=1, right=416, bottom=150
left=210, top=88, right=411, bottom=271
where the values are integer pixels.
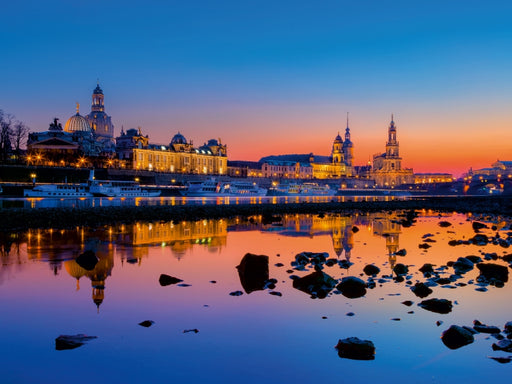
left=171, top=132, right=187, bottom=145
left=65, top=113, right=92, bottom=133
left=334, top=133, right=343, bottom=142
left=207, top=139, right=219, bottom=146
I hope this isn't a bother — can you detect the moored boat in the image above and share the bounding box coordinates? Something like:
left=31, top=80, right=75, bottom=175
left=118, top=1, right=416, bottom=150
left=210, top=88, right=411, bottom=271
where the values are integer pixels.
left=88, top=171, right=160, bottom=197
left=24, top=183, right=93, bottom=198
left=181, top=179, right=267, bottom=197
left=267, top=182, right=335, bottom=196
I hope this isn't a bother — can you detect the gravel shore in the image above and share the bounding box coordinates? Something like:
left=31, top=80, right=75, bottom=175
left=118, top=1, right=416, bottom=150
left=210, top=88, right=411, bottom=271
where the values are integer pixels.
left=1, top=196, right=511, bottom=231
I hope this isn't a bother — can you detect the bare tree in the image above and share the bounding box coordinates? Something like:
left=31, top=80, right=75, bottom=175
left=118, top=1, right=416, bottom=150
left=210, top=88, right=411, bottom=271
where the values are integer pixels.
left=12, top=121, right=30, bottom=162
left=0, top=109, right=14, bottom=163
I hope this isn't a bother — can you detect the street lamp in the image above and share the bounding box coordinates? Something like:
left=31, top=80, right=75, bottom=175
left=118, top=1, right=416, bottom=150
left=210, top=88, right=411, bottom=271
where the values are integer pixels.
left=30, top=173, right=37, bottom=186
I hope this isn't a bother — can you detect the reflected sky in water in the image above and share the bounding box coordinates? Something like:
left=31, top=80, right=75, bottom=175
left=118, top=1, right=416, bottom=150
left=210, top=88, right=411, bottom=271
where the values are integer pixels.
left=0, top=211, right=511, bottom=383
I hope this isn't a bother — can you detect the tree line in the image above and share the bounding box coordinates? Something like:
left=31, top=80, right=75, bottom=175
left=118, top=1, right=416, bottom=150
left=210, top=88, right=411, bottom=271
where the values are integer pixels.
left=0, top=109, right=29, bottom=163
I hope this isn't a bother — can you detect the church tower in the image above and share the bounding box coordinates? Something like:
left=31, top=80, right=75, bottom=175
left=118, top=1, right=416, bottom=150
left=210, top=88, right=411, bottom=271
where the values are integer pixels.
left=91, top=83, right=105, bottom=112
left=85, top=82, right=115, bottom=154
left=385, top=114, right=401, bottom=169
left=331, top=133, right=344, bottom=165
left=342, top=112, right=354, bottom=168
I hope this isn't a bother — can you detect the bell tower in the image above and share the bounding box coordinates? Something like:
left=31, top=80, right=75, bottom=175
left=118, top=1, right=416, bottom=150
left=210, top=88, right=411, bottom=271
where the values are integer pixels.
left=331, top=132, right=343, bottom=164
left=91, top=82, right=104, bottom=112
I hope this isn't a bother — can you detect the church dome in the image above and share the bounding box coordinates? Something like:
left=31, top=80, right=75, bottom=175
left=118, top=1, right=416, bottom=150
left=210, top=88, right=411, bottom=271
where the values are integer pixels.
left=171, top=132, right=187, bottom=145
left=65, top=104, right=91, bottom=133
left=334, top=133, right=343, bottom=142
left=65, top=113, right=92, bottom=133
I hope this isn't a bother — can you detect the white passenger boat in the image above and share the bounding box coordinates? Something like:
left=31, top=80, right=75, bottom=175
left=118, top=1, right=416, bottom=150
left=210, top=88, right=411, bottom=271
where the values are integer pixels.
left=24, top=183, right=93, bottom=198
left=88, top=171, right=161, bottom=198
left=181, top=179, right=267, bottom=197
left=267, top=182, right=335, bottom=196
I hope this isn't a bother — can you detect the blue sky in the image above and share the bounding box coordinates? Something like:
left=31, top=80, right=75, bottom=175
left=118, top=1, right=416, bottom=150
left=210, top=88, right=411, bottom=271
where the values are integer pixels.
left=1, top=0, right=512, bottom=174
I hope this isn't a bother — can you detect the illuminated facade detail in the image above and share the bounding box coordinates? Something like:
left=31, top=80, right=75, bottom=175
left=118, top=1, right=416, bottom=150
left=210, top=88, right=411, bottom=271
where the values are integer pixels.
left=85, top=83, right=116, bottom=154
left=372, top=115, right=414, bottom=187
left=128, top=132, right=227, bottom=174
left=414, top=173, right=453, bottom=184
left=342, top=113, right=354, bottom=171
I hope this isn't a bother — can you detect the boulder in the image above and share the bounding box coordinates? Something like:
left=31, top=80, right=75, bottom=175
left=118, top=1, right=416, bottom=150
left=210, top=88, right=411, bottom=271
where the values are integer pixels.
left=488, top=356, right=512, bottom=364
left=75, top=250, right=98, bottom=271
left=441, top=325, right=474, bottom=349
left=395, top=249, right=407, bottom=256
left=335, top=337, right=375, bottom=360
left=418, top=298, right=453, bottom=314
left=292, top=271, right=337, bottom=299
left=363, top=264, right=380, bottom=276
left=471, top=234, right=489, bottom=245
left=504, top=321, right=512, bottom=334
left=477, top=263, right=509, bottom=283
left=419, top=263, right=434, bottom=274
left=492, top=339, right=512, bottom=352
left=438, top=221, right=452, bottom=227
left=411, top=282, right=433, bottom=298
left=55, top=334, right=97, bottom=350
left=472, top=221, right=488, bottom=231
left=237, top=253, right=269, bottom=293
left=159, top=274, right=183, bottom=286
left=393, top=263, right=409, bottom=276
left=138, top=320, right=155, bottom=327
left=336, top=276, right=367, bottom=299
left=452, top=257, right=474, bottom=274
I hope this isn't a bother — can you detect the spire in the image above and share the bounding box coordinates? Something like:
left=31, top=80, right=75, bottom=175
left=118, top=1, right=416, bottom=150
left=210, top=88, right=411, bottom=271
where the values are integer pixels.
left=346, top=112, right=349, bottom=128
left=391, top=113, right=394, bottom=123
left=76, top=102, right=80, bottom=115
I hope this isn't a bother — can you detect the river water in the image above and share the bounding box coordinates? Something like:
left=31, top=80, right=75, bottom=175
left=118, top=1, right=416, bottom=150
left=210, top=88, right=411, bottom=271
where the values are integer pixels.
left=0, top=211, right=510, bottom=383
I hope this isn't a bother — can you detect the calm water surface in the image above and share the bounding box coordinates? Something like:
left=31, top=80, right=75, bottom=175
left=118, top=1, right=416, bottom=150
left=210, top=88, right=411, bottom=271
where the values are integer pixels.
left=0, top=211, right=510, bottom=383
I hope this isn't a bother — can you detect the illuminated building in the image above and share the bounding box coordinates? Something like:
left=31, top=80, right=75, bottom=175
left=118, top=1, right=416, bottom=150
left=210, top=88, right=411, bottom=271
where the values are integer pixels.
left=128, top=132, right=227, bottom=174
left=84, top=83, right=116, bottom=154
left=372, top=115, right=414, bottom=187
left=259, top=121, right=355, bottom=179
left=414, top=173, right=453, bottom=184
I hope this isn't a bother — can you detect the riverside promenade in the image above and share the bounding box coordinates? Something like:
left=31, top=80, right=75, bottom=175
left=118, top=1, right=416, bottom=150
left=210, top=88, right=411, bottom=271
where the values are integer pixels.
left=1, top=196, right=510, bottom=231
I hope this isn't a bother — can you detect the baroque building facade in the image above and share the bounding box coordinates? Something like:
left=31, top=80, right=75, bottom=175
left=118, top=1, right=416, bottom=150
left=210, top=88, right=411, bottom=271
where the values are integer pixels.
left=372, top=116, right=414, bottom=187
left=123, top=131, right=228, bottom=175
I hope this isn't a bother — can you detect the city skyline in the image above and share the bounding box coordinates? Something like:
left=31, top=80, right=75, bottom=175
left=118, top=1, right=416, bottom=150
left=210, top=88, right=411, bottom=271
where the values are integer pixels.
left=2, top=1, right=512, bottom=177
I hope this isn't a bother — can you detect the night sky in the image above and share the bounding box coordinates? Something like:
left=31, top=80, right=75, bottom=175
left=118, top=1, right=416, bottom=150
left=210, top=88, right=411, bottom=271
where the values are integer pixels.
left=2, top=0, right=512, bottom=176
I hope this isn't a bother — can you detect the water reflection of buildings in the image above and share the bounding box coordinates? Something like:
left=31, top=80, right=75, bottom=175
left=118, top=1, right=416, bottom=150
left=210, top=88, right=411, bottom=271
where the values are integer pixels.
left=370, top=213, right=402, bottom=269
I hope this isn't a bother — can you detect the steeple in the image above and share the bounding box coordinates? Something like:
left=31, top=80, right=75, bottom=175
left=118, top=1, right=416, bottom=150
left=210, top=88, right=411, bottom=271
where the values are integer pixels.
left=388, top=114, right=397, bottom=144
left=76, top=102, right=80, bottom=115
left=345, top=112, right=351, bottom=142
left=91, top=82, right=105, bottom=112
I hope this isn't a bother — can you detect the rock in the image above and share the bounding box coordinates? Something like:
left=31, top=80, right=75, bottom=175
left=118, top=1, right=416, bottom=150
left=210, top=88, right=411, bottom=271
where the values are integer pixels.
left=419, top=263, right=434, bottom=273
left=351, top=226, right=359, bottom=233
left=335, top=337, right=375, bottom=360
left=471, top=234, right=489, bottom=245
left=336, top=276, right=367, bottom=299
left=504, top=321, right=512, bottom=334
left=401, top=300, right=414, bottom=306
left=436, top=320, right=443, bottom=327
left=75, top=250, right=98, bottom=271
left=473, top=324, right=501, bottom=334
left=418, top=298, right=453, bottom=314
left=229, top=290, right=243, bottom=296
left=477, top=263, right=509, bottom=283
left=452, top=257, right=474, bottom=274
left=394, top=249, right=407, bottom=256
left=492, top=339, right=512, bottom=352
left=466, top=255, right=482, bottom=263
left=269, top=291, right=282, bottom=297
left=441, top=325, right=475, bottom=349
left=183, top=329, right=199, bottom=333
left=363, top=264, right=380, bottom=276
left=393, top=263, right=409, bottom=276
left=418, top=243, right=432, bottom=249
left=55, top=334, right=97, bottom=350
left=346, top=312, right=355, bottom=316
left=438, top=221, right=452, bottom=227
left=472, top=221, right=488, bottom=231
left=177, top=283, right=191, bottom=287
left=138, top=320, right=155, bottom=327
left=391, top=318, right=401, bottom=321
left=159, top=274, right=183, bottom=286
left=292, top=271, right=337, bottom=299
left=338, top=259, right=353, bottom=269
left=488, top=356, right=512, bottom=364
left=502, top=254, right=512, bottom=263
left=237, top=253, right=269, bottom=293
left=411, top=282, right=433, bottom=298
left=275, top=263, right=284, bottom=267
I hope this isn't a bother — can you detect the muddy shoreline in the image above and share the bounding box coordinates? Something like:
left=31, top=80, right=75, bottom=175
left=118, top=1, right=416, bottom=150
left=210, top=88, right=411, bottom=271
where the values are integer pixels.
left=1, top=196, right=511, bottom=231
